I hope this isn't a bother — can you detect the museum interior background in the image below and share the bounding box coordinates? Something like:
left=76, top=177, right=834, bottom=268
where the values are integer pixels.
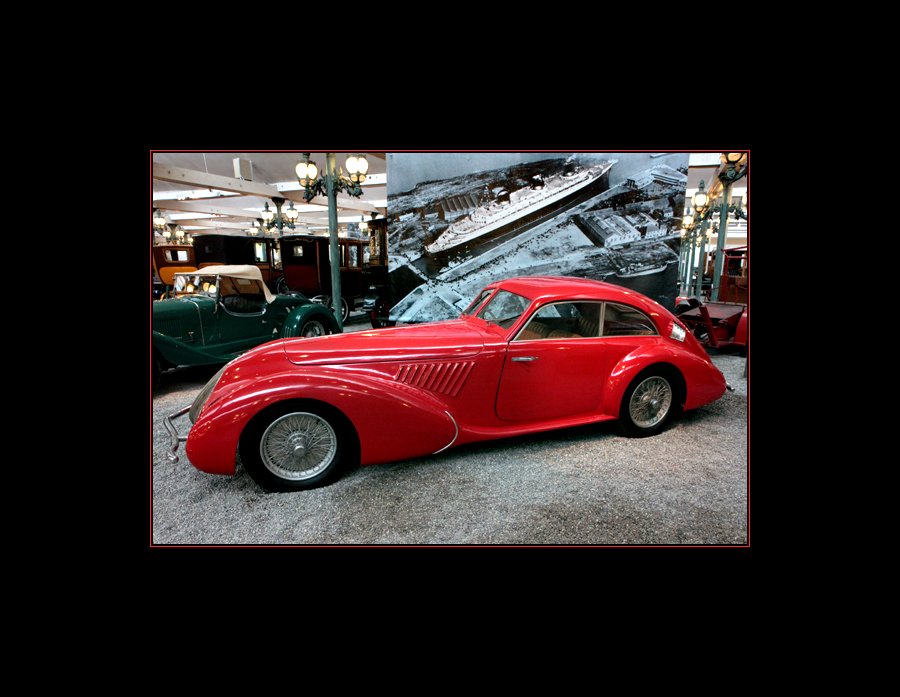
left=151, top=152, right=748, bottom=322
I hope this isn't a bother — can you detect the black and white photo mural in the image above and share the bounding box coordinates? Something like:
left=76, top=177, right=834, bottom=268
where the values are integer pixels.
left=385, top=152, right=689, bottom=323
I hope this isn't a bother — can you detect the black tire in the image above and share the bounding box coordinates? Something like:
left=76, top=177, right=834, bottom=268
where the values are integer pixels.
left=618, top=367, right=683, bottom=438
left=239, top=401, right=357, bottom=492
left=370, top=298, right=396, bottom=329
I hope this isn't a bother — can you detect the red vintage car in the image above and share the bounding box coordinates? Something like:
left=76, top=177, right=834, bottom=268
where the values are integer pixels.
left=166, top=276, right=729, bottom=491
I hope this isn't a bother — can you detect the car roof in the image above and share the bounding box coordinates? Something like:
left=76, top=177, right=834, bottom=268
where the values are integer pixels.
left=173, top=264, right=262, bottom=280
left=494, top=276, right=619, bottom=299
left=172, top=264, right=274, bottom=303
left=493, top=276, right=670, bottom=316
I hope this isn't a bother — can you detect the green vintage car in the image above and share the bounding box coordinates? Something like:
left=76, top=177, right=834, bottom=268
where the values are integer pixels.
left=152, top=265, right=340, bottom=392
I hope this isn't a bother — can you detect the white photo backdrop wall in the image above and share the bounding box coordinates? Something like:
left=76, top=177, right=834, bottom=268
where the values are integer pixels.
left=386, top=152, right=688, bottom=323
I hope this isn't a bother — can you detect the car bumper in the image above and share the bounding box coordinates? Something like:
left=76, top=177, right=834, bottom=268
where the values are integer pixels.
left=163, top=405, right=191, bottom=462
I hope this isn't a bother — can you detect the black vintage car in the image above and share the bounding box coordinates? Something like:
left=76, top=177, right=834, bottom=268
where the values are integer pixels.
left=279, top=233, right=369, bottom=323
left=192, top=234, right=282, bottom=293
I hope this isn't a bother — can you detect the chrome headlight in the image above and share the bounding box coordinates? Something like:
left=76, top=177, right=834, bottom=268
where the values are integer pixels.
left=189, top=364, right=229, bottom=423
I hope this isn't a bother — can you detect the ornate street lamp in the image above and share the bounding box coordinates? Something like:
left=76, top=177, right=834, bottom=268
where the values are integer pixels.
left=295, top=152, right=368, bottom=203
left=711, top=152, right=749, bottom=301
left=294, top=153, right=370, bottom=331
left=692, top=181, right=712, bottom=299
left=284, top=199, right=300, bottom=225
left=261, top=201, right=275, bottom=226
left=692, top=180, right=710, bottom=214
left=346, top=154, right=369, bottom=185
left=678, top=213, right=694, bottom=289
left=262, top=196, right=300, bottom=236
left=295, top=154, right=318, bottom=189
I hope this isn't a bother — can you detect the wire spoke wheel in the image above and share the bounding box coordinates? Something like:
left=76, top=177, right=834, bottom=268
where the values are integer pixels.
left=260, top=412, right=338, bottom=482
left=628, top=376, right=673, bottom=429
left=301, top=319, right=326, bottom=338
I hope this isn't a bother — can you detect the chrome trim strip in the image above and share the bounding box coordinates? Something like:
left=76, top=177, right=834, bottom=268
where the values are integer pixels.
left=433, top=411, right=459, bottom=455
left=163, top=405, right=191, bottom=463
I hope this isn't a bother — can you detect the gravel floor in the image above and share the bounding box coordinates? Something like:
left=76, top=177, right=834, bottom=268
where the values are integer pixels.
left=150, top=316, right=749, bottom=546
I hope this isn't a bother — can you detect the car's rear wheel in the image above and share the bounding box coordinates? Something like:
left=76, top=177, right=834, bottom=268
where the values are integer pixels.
left=239, top=402, right=354, bottom=491
left=619, top=368, right=681, bottom=437
left=300, top=318, right=328, bottom=338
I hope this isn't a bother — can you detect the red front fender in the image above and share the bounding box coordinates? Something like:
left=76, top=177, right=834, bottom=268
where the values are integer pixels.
left=185, top=367, right=458, bottom=475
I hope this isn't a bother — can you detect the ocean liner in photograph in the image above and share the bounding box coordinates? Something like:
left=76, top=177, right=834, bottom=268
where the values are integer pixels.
left=425, top=157, right=615, bottom=254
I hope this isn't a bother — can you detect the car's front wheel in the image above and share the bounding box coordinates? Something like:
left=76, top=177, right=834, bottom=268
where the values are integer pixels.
left=239, top=402, right=356, bottom=492
left=618, top=367, right=682, bottom=437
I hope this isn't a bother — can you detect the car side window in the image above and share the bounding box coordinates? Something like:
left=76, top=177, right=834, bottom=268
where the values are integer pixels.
left=515, top=302, right=602, bottom=341
left=602, top=303, right=657, bottom=337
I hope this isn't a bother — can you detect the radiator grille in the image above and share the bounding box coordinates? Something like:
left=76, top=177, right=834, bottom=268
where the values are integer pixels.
left=154, top=319, right=182, bottom=338
left=394, top=361, right=475, bottom=397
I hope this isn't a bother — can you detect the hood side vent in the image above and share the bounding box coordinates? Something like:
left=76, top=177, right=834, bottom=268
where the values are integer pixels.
left=154, top=319, right=182, bottom=339
left=394, top=361, right=475, bottom=397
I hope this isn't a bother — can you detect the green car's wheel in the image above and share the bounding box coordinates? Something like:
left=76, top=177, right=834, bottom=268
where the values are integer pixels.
left=300, top=318, right=328, bottom=338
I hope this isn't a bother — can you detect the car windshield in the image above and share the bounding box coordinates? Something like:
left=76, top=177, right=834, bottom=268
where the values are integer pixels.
left=473, top=290, right=531, bottom=329
left=462, top=289, right=493, bottom=317
left=173, top=274, right=218, bottom=297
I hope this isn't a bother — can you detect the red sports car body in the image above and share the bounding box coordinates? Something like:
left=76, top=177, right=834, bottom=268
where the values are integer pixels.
left=166, top=276, right=728, bottom=491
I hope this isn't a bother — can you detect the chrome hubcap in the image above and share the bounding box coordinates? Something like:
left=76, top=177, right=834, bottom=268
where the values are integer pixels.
left=629, top=376, right=672, bottom=428
left=260, top=412, right=337, bottom=481
left=290, top=435, right=308, bottom=461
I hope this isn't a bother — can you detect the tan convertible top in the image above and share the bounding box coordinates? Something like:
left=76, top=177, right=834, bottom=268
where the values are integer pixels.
left=173, top=264, right=274, bottom=303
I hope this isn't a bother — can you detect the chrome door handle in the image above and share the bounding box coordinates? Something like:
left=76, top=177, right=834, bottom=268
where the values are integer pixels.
left=512, top=356, right=538, bottom=362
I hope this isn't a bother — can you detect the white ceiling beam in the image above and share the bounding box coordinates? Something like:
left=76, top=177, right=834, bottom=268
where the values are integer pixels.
left=153, top=199, right=264, bottom=219
left=172, top=218, right=251, bottom=229
left=153, top=162, right=379, bottom=214
left=153, top=163, right=281, bottom=197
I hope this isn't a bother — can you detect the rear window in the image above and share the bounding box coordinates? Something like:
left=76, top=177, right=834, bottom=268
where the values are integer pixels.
left=602, top=303, right=657, bottom=336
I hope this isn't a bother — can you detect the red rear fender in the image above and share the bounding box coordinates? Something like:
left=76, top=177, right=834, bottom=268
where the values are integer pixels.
left=601, top=344, right=725, bottom=416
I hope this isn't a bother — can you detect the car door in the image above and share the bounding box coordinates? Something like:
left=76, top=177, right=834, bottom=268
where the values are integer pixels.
left=496, top=301, right=607, bottom=422
left=214, top=279, right=270, bottom=351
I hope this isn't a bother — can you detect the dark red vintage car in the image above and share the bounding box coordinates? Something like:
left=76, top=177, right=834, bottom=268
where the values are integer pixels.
left=676, top=246, right=748, bottom=353
left=166, top=276, right=729, bottom=491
